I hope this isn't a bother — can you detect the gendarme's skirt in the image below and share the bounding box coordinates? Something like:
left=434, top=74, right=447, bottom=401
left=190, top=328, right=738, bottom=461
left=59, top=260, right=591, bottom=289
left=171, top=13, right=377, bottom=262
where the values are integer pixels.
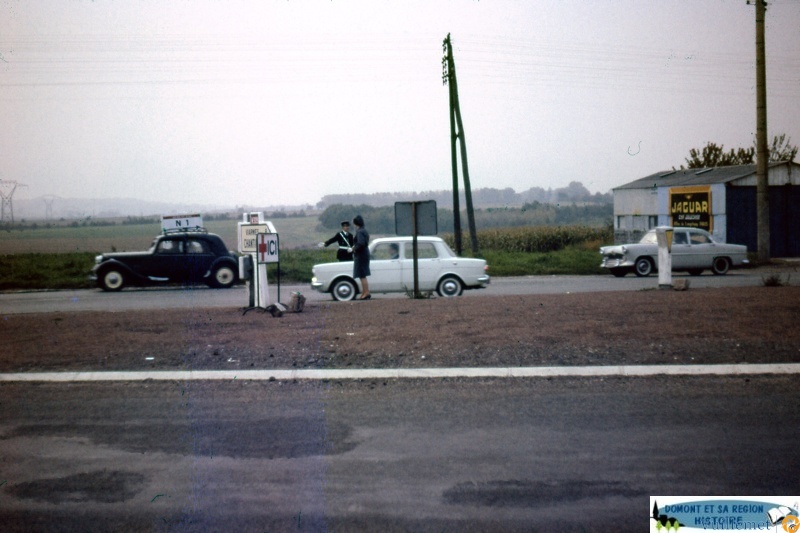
left=353, top=253, right=370, bottom=278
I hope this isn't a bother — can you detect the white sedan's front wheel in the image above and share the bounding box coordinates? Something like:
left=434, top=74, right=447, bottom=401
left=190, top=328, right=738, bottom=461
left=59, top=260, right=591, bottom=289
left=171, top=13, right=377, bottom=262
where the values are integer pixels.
left=437, top=276, right=463, bottom=297
left=331, top=279, right=357, bottom=301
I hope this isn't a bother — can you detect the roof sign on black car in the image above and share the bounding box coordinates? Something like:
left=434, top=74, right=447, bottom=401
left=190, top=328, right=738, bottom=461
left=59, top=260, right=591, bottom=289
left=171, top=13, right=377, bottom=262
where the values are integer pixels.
left=161, top=214, right=203, bottom=233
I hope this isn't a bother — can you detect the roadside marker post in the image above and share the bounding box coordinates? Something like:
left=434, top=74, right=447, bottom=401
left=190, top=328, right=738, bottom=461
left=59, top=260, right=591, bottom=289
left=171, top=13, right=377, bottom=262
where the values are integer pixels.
left=656, top=226, right=674, bottom=289
left=238, top=212, right=283, bottom=315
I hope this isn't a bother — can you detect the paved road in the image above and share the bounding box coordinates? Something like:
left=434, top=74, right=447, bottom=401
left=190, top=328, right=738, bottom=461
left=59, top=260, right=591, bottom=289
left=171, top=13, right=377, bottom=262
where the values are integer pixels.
left=0, top=269, right=768, bottom=314
left=1, top=375, right=797, bottom=531
left=2, top=269, right=795, bottom=531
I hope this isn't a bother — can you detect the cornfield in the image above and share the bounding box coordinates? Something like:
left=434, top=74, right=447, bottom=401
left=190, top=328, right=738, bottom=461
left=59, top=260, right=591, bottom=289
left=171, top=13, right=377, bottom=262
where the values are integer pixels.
left=443, top=225, right=613, bottom=254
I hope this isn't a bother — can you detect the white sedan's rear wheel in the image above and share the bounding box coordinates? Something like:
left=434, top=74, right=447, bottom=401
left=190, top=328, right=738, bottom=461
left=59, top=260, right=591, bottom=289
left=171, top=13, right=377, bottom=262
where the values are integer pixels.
left=437, top=276, right=463, bottom=297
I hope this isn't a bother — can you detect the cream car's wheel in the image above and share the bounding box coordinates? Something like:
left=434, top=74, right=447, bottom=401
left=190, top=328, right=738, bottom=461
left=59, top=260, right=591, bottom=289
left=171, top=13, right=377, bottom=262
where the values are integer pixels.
left=437, top=276, right=463, bottom=297
left=634, top=257, right=654, bottom=277
left=711, top=257, right=730, bottom=275
left=100, top=269, right=125, bottom=291
left=331, top=279, right=357, bottom=301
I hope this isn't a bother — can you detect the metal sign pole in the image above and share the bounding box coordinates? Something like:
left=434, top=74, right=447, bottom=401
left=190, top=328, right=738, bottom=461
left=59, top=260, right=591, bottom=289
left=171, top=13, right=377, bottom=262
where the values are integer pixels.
left=412, top=202, right=420, bottom=298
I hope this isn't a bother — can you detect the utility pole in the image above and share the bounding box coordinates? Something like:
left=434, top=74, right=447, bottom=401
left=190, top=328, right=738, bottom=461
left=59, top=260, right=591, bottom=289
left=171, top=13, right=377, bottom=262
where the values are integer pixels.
left=442, top=33, right=479, bottom=256
left=753, top=0, right=770, bottom=261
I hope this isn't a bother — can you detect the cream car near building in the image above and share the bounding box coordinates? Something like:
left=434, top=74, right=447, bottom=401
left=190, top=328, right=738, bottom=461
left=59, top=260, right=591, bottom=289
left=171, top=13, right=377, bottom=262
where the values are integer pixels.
left=600, top=227, right=749, bottom=277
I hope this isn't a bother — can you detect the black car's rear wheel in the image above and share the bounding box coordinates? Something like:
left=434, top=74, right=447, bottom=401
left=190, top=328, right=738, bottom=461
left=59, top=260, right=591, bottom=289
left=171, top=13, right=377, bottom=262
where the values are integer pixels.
left=210, top=265, right=236, bottom=288
left=99, top=269, right=125, bottom=291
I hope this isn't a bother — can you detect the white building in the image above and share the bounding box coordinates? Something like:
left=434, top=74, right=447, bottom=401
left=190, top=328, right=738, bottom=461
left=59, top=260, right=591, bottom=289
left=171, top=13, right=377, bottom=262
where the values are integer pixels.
left=613, top=161, right=800, bottom=257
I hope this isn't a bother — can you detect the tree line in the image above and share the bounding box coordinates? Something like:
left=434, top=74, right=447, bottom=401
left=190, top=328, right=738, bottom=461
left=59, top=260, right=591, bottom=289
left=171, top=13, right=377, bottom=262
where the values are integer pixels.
left=317, top=202, right=612, bottom=233
left=316, top=182, right=611, bottom=210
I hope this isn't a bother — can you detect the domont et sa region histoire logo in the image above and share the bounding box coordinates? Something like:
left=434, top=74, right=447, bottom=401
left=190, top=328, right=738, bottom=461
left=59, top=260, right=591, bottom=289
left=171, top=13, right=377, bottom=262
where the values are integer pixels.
left=650, top=498, right=799, bottom=532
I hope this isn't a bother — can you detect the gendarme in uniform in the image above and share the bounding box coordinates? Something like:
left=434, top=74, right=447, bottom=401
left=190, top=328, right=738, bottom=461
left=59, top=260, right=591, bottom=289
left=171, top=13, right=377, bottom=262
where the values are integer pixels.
left=320, top=221, right=355, bottom=261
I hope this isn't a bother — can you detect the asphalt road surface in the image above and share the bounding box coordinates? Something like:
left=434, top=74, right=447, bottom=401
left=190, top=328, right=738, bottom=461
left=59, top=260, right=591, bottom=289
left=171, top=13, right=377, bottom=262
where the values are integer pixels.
left=2, top=376, right=797, bottom=531
left=2, top=270, right=797, bottom=531
left=0, top=269, right=772, bottom=315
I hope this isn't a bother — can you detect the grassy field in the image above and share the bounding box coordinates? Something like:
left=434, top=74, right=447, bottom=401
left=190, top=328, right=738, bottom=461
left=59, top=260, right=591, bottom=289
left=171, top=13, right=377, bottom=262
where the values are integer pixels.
left=0, top=220, right=612, bottom=290
left=0, top=217, right=329, bottom=254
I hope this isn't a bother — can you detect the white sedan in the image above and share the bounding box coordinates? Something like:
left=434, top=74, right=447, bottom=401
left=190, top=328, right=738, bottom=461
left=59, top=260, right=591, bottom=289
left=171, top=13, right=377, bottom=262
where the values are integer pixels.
left=311, top=236, right=490, bottom=301
left=600, top=227, right=749, bottom=277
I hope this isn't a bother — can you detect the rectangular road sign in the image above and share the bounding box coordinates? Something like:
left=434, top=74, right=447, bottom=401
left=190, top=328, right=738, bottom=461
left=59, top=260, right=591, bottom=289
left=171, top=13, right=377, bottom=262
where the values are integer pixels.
left=395, top=200, right=437, bottom=236
left=256, top=233, right=280, bottom=264
left=238, top=223, right=270, bottom=253
left=162, top=214, right=203, bottom=233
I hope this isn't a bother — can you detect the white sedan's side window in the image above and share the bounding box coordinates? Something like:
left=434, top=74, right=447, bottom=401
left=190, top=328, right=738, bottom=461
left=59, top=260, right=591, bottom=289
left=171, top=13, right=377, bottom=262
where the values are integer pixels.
left=372, top=243, right=400, bottom=260
left=404, top=243, right=438, bottom=259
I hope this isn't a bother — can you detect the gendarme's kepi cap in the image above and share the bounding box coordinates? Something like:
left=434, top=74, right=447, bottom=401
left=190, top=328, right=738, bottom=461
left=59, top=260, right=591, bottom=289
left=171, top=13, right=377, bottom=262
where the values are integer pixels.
left=340, top=220, right=350, bottom=226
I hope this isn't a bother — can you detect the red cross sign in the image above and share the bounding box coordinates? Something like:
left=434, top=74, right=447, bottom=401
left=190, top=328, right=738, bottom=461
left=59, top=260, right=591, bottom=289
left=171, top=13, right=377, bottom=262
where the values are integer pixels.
left=256, top=233, right=279, bottom=264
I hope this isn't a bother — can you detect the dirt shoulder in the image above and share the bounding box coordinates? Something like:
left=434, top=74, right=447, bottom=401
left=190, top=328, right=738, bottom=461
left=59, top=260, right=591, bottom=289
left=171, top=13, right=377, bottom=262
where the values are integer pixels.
left=3, top=285, right=799, bottom=373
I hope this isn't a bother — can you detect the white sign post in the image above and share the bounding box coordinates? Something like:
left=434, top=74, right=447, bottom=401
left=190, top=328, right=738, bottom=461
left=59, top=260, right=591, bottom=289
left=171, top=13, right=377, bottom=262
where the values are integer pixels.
left=237, top=212, right=281, bottom=313
left=655, top=226, right=674, bottom=289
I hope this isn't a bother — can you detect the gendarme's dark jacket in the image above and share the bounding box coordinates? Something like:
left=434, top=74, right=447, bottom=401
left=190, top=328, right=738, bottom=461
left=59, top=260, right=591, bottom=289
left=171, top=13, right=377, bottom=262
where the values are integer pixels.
left=324, top=230, right=355, bottom=261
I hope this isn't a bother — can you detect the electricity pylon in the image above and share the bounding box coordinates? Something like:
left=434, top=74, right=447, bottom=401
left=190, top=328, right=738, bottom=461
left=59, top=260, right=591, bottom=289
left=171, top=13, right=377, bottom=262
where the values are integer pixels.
left=0, top=180, right=27, bottom=225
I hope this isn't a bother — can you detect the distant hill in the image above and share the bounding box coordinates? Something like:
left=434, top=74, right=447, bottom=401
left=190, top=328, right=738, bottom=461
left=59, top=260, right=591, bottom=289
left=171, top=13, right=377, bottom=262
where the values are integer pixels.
left=10, top=181, right=610, bottom=222
left=12, top=197, right=314, bottom=222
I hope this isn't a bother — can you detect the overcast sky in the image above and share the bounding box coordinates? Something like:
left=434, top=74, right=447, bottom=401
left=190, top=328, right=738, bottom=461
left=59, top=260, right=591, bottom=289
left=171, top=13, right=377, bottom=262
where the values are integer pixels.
left=2, top=0, right=799, bottom=209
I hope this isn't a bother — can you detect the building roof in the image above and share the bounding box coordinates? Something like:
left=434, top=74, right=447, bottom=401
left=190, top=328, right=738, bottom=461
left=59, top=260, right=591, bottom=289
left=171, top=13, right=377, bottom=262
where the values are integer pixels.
left=614, top=161, right=796, bottom=190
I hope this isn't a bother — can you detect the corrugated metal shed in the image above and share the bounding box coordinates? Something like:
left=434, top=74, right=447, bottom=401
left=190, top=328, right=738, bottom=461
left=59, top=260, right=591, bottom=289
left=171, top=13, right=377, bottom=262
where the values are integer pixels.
left=616, top=161, right=799, bottom=190
left=615, top=164, right=760, bottom=190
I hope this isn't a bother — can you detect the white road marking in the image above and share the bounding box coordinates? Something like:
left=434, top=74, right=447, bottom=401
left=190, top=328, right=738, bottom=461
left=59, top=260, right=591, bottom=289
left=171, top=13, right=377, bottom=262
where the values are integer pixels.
left=1, top=364, right=799, bottom=382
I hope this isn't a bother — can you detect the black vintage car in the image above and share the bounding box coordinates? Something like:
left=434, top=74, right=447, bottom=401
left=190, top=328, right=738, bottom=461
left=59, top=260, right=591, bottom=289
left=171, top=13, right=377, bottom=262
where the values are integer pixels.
left=91, top=229, right=239, bottom=291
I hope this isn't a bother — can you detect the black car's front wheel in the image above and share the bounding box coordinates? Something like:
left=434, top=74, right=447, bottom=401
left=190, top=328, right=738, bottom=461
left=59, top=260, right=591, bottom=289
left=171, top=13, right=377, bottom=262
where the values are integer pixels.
left=99, top=269, right=125, bottom=291
left=210, top=265, right=237, bottom=288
